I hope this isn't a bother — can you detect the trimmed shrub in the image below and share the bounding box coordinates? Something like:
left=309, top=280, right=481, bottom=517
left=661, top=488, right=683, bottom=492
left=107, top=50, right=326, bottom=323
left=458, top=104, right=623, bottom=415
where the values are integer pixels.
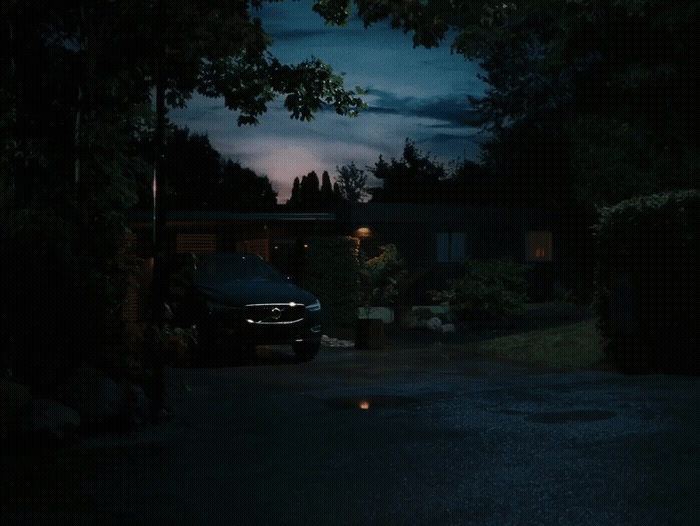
left=593, top=190, right=700, bottom=373
left=431, top=257, right=531, bottom=320
left=359, top=244, right=408, bottom=316
left=304, top=236, right=361, bottom=328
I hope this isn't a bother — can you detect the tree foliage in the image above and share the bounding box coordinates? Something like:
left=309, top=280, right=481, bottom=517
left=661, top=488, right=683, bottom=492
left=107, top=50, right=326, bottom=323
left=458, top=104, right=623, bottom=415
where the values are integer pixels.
left=1, top=0, right=367, bottom=212
left=335, top=161, right=369, bottom=202
left=592, top=190, right=700, bottom=372
left=217, top=160, right=278, bottom=211
left=0, top=0, right=368, bottom=382
left=323, top=0, right=700, bottom=210
left=156, top=128, right=277, bottom=210
left=368, top=140, right=448, bottom=202
left=431, top=257, right=531, bottom=320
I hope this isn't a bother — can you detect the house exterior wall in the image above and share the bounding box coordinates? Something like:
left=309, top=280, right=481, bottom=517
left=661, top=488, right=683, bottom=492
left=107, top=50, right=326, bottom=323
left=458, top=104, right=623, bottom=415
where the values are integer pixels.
left=123, top=204, right=593, bottom=312
left=344, top=203, right=559, bottom=302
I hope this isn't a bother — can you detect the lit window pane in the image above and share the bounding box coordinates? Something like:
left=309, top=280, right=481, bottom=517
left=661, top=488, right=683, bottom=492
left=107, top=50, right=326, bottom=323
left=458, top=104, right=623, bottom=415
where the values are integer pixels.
left=528, top=231, right=552, bottom=261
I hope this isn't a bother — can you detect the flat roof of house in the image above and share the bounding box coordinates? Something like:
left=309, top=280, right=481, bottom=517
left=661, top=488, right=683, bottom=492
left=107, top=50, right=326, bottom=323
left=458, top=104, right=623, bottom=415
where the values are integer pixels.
left=127, top=210, right=336, bottom=224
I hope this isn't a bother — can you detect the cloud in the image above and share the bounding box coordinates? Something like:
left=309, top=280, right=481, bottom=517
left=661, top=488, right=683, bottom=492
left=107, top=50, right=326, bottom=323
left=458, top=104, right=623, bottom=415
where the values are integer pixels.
left=357, top=89, right=485, bottom=126
left=167, top=0, right=489, bottom=203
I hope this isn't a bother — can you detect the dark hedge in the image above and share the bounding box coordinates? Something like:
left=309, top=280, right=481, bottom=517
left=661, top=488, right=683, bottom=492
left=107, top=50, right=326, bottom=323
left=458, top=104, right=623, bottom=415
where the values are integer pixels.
left=593, top=190, right=700, bottom=373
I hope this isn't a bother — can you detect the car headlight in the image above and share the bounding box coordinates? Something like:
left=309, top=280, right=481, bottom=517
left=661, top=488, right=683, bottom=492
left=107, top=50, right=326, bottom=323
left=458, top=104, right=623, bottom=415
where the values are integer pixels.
left=306, top=299, right=321, bottom=311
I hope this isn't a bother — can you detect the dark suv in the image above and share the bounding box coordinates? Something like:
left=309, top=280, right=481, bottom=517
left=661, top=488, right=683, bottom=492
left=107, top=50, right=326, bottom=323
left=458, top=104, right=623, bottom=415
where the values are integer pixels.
left=166, top=253, right=321, bottom=361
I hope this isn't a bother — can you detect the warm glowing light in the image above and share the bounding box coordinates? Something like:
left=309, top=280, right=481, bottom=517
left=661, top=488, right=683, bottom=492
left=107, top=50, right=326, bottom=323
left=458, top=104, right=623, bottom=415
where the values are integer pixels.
left=304, top=244, right=309, bottom=248
left=359, top=401, right=370, bottom=410
left=355, top=227, right=372, bottom=238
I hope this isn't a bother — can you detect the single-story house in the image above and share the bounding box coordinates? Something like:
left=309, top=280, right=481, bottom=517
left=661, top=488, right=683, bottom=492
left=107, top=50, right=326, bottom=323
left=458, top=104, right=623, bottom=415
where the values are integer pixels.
left=122, top=203, right=594, bottom=321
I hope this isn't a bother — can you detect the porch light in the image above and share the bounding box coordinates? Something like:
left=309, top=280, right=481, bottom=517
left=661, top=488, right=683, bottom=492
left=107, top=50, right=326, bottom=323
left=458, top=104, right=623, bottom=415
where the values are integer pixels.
left=355, top=227, right=372, bottom=238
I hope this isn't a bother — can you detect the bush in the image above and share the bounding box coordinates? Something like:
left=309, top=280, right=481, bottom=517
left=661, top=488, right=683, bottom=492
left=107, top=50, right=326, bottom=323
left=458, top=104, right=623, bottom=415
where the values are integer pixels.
left=431, top=257, right=531, bottom=320
left=1, top=209, right=77, bottom=388
left=304, top=236, right=361, bottom=327
left=1, top=207, right=131, bottom=390
left=359, top=244, right=407, bottom=316
left=593, top=190, right=700, bottom=373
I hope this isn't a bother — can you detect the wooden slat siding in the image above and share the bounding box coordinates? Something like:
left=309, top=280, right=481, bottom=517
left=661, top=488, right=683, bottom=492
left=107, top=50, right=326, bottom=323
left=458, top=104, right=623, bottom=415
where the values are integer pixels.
left=118, top=232, right=141, bottom=322
left=123, top=288, right=140, bottom=322
left=176, top=233, right=217, bottom=254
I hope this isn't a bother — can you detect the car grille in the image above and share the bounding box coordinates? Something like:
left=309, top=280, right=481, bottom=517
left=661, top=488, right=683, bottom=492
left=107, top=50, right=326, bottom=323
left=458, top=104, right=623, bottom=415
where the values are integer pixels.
left=244, top=303, right=305, bottom=324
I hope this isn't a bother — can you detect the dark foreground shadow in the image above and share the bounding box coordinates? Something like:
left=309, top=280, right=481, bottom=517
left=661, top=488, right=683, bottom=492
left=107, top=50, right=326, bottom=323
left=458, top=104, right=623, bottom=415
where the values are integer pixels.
left=176, top=344, right=304, bottom=368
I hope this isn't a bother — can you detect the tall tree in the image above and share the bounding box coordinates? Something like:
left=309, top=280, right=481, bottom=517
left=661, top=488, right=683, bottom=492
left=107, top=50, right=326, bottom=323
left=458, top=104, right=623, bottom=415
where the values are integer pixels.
left=160, top=127, right=222, bottom=209
left=316, top=0, right=700, bottom=211
left=300, top=171, right=321, bottom=209
left=335, top=161, right=369, bottom=202
left=2, top=1, right=367, bottom=214
left=321, top=170, right=334, bottom=202
left=288, top=177, right=302, bottom=208
left=216, top=160, right=278, bottom=211
left=368, top=140, right=444, bottom=202
left=1, top=0, right=370, bottom=374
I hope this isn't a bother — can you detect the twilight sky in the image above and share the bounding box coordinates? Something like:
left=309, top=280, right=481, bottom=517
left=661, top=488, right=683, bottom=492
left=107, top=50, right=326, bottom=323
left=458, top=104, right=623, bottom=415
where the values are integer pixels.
left=167, top=0, right=489, bottom=202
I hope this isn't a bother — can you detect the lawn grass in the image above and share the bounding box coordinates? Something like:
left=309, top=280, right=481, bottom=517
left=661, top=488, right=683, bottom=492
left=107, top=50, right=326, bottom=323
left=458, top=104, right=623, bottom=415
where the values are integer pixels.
left=473, top=318, right=604, bottom=370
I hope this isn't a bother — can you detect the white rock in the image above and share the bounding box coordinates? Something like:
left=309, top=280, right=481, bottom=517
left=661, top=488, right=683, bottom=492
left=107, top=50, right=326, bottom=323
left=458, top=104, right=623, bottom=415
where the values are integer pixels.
left=427, top=317, right=443, bottom=332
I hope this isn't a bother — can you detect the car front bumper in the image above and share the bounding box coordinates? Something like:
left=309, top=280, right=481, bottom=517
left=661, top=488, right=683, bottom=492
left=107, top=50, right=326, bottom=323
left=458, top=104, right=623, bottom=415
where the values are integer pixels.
left=202, top=307, right=322, bottom=348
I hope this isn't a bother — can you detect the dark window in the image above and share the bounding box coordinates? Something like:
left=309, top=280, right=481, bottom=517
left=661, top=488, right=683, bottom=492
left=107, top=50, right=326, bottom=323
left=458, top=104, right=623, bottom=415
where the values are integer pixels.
left=436, top=232, right=466, bottom=263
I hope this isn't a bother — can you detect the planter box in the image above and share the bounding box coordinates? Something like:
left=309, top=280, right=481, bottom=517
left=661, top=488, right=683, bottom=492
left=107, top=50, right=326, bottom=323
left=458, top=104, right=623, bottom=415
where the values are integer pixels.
left=355, top=318, right=385, bottom=350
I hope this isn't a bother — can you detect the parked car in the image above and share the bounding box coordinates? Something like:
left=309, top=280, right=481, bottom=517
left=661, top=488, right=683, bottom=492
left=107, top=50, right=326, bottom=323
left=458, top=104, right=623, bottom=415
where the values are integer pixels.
left=166, top=253, right=322, bottom=361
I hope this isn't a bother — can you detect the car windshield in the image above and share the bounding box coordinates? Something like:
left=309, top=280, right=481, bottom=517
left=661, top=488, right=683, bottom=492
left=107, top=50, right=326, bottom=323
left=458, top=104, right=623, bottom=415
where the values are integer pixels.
left=195, top=254, right=286, bottom=283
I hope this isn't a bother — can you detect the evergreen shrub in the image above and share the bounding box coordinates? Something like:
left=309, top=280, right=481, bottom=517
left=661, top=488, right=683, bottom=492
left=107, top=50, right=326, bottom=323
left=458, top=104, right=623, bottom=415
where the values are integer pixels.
left=304, top=236, right=361, bottom=328
left=593, top=190, right=700, bottom=373
left=431, top=257, right=531, bottom=320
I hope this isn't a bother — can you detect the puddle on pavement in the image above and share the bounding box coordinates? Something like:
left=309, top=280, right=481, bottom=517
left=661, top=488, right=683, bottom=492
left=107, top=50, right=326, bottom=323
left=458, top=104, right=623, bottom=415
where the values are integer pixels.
left=524, top=410, right=616, bottom=424
left=324, top=391, right=455, bottom=410
left=324, top=395, right=421, bottom=410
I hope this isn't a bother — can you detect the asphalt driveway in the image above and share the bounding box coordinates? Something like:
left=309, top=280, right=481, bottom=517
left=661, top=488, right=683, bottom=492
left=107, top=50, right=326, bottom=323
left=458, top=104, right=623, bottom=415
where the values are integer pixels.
left=3, top=340, right=699, bottom=525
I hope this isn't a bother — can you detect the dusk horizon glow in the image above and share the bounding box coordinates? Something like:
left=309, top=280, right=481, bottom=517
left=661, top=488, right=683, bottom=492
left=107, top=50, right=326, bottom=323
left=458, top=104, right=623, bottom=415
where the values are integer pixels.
left=167, top=0, right=488, bottom=203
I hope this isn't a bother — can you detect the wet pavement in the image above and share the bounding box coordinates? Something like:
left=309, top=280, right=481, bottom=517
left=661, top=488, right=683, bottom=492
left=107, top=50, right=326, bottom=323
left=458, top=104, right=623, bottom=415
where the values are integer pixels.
left=2, top=341, right=699, bottom=525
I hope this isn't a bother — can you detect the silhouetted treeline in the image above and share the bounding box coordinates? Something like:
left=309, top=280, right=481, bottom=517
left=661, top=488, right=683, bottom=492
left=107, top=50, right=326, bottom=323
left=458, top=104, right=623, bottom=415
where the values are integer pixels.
left=367, top=140, right=522, bottom=206
left=136, top=127, right=278, bottom=211
left=287, top=170, right=342, bottom=210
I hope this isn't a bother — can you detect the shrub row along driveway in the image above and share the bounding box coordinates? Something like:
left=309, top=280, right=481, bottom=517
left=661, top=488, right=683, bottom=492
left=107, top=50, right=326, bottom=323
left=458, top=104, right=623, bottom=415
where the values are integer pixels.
left=3, top=343, right=699, bottom=525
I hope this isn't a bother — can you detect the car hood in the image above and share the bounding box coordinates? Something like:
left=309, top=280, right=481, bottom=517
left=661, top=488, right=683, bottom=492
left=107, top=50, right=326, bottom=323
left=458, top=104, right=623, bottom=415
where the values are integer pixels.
left=195, top=278, right=318, bottom=307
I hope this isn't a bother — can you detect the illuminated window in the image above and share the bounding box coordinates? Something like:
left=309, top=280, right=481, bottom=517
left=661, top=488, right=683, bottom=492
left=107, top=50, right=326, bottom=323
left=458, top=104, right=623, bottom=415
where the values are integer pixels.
left=528, top=231, right=552, bottom=261
left=436, top=232, right=466, bottom=263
